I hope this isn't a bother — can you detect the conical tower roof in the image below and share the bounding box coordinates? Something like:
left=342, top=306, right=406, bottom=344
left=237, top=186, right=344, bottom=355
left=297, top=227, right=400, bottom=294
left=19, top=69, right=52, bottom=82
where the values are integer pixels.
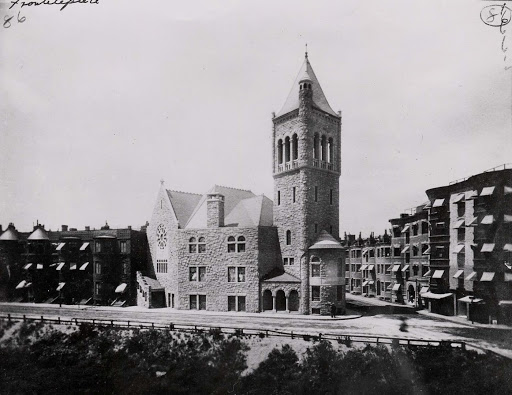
left=28, top=226, right=50, bottom=241
left=276, top=55, right=337, bottom=118
left=0, top=225, right=18, bottom=241
left=309, top=230, right=343, bottom=250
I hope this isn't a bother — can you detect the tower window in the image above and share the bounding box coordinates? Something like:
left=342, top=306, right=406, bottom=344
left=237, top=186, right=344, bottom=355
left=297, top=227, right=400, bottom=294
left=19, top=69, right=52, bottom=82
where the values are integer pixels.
left=293, top=187, right=296, bottom=203
left=292, top=134, right=298, bottom=160
left=278, top=191, right=281, bottom=205
left=188, top=237, right=197, bottom=253
left=237, top=236, right=246, bottom=252
left=321, top=135, right=327, bottom=161
left=315, top=186, right=318, bottom=202
left=285, top=136, right=291, bottom=162
left=328, top=137, right=334, bottom=163
left=277, top=139, right=283, bottom=165
left=313, top=134, right=319, bottom=159
left=330, top=189, right=333, bottom=205
left=286, top=230, right=292, bottom=245
left=227, top=236, right=236, bottom=253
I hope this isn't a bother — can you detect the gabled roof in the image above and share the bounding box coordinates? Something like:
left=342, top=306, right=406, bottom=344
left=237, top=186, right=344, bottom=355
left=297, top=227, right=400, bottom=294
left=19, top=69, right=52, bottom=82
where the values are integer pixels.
left=28, top=227, right=50, bottom=241
left=276, top=56, right=337, bottom=118
left=166, top=190, right=202, bottom=228
left=263, top=270, right=301, bottom=283
left=309, top=230, right=343, bottom=250
left=183, top=185, right=273, bottom=228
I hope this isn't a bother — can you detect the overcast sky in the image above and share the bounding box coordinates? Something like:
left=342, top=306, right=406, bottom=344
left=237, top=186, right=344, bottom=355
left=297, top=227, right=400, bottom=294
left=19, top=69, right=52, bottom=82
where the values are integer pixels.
left=1, top=0, right=511, bottom=236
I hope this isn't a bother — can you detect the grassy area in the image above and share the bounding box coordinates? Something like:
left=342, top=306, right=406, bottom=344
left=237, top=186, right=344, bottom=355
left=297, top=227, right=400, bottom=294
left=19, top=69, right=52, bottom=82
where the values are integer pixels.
left=0, top=320, right=511, bottom=394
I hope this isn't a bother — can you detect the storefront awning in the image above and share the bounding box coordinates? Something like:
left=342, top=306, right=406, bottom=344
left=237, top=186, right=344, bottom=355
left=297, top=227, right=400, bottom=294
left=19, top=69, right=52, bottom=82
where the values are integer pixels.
left=79, top=262, right=89, bottom=271
left=367, top=264, right=375, bottom=271
left=481, top=215, right=494, bottom=225
left=480, top=272, right=495, bottom=282
left=465, top=272, right=477, bottom=281
left=56, top=243, right=66, bottom=251
left=23, top=263, right=32, bottom=270
left=467, top=217, right=478, bottom=227
left=452, top=193, right=465, bottom=203
left=16, top=280, right=26, bottom=289
left=453, top=219, right=465, bottom=229
left=432, top=199, right=445, bottom=208
left=481, top=243, right=495, bottom=253
left=480, top=186, right=495, bottom=196
left=392, top=283, right=401, bottom=291
left=459, top=296, right=483, bottom=303
left=115, top=283, right=127, bottom=293
left=401, top=265, right=409, bottom=272
left=56, top=262, right=66, bottom=271
left=401, top=224, right=410, bottom=233
left=56, top=282, right=65, bottom=291
left=392, top=264, right=401, bottom=272
left=432, top=270, right=444, bottom=279
left=79, top=242, right=90, bottom=251
left=422, top=292, right=452, bottom=300
left=401, top=246, right=410, bottom=254
left=453, top=270, right=464, bottom=279
left=454, top=244, right=465, bottom=254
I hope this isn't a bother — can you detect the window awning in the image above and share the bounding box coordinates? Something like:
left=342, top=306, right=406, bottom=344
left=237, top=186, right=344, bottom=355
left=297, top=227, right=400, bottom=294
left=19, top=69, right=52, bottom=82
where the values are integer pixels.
left=504, top=215, right=512, bottom=223
left=421, top=292, right=452, bottom=300
left=401, top=224, right=410, bottom=233
left=480, top=186, right=495, bottom=196
left=387, top=283, right=393, bottom=290
left=453, top=219, right=465, bottom=229
left=453, top=193, right=465, bottom=203
left=37, top=264, right=43, bottom=270
left=367, top=264, right=375, bottom=271
left=115, top=283, right=127, bottom=293
left=505, top=244, right=512, bottom=252
left=362, top=248, right=368, bottom=256
left=453, top=270, right=464, bottom=279
left=481, top=215, right=494, bottom=225
left=56, top=282, right=65, bottom=291
left=362, top=280, right=369, bottom=287
left=56, top=243, right=66, bottom=251
left=23, top=263, right=32, bottom=270
left=79, top=242, right=90, bottom=251
left=465, top=272, right=477, bottom=281
left=423, top=246, right=431, bottom=255
left=454, top=244, right=465, bottom=254
left=368, top=280, right=375, bottom=285
left=420, top=286, right=430, bottom=294
left=467, top=217, right=478, bottom=227
left=423, top=270, right=432, bottom=277
left=481, top=243, right=495, bottom=253
left=392, top=283, right=401, bottom=291
left=432, top=198, right=445, bottom=208
left=505, top=186, right=512, bottom=195
left=459, top=296, right=483, bottom=303
left=392, top=264, right=401, bottom=272
left=480, top=272, right=495, bottom=282
left=360, top=264, right=368, bottom=271
left=79, top=262, right=89, bottom=270
left=70, top=263, right=77, bottom=270
left=466, top=190, right=478, bottom=200
left=401, top=265, right=410, bottom=272
left=504, top=273, right=512, bottom=282
left=432, top=270, right=444, bottom=279
left=16, top=280, right=26, bottom=289
left=24, top=282, right=32, bottom=288
left=401, top=246, right=410, bottom=254
left=56, top=262, right=66, bottom=271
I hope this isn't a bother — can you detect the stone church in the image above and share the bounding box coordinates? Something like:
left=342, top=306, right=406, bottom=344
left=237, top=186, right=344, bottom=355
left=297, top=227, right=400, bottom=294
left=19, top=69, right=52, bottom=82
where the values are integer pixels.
left=138, top=54, right=346, bottom=315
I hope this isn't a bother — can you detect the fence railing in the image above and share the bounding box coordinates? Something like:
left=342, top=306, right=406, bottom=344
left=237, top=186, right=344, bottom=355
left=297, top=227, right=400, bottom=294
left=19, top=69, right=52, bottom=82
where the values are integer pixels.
left=0, top=313, right=466, bottom=350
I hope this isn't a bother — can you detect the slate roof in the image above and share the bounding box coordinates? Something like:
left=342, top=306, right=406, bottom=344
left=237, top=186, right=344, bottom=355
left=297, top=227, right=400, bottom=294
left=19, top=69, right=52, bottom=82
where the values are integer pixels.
left=309, top=230, right=343, bottom=250
left=263, top=270, right=301, bottom=283
left=276, top=56, right=337, bottom=118
left=166, top=185, right=273, bottom=229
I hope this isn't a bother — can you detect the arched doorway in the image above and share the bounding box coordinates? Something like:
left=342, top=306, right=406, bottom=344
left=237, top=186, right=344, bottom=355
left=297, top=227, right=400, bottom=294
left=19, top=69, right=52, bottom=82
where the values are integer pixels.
left=276, top=290, right=286, bottom=311
left=376, top=280, right=381, bottom=296
left=262, top=290, right=273, bottom=311
left=408, top=285, right=415, bottom=304
left=289, top=290, right=299, bottom=311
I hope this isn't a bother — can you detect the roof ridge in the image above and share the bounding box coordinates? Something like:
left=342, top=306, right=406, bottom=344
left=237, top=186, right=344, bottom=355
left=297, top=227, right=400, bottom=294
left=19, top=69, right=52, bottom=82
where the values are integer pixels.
left=212, top=185, right=253, bottom=193
left=167, top=189, right=202, bottom=196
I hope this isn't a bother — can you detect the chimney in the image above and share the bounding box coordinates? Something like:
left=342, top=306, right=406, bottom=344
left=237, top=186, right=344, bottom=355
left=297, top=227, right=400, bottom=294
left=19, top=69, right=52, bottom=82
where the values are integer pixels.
left=85, top=226, right=90, bottom=231
left=400, top=213, right=409, bottom=219
left=61, top=225, right=68, bottom=231
left=0, top=224, right=2, bottom=234
left=207, top=193, right=225, bottom=228
left=128, top=226, right=132, bottom=230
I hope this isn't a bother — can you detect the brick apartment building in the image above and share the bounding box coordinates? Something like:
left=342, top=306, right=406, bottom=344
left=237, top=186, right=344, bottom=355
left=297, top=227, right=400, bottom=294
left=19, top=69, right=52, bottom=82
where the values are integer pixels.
left=138, top=53, right=346, bottom=314
left=0, top=222, right=147, bottom=306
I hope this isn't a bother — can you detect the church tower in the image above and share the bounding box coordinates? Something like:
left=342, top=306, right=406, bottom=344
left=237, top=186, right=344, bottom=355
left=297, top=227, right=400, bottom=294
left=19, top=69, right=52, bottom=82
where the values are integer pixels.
left=273, top=53, right=343, bottom=314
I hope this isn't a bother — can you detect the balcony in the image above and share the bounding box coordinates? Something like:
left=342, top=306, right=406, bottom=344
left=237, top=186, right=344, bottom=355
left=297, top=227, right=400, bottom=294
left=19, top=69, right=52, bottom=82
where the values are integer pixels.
left=313, top=159, right=336, bottom=171
left=277, top=160, right=299, bottom=173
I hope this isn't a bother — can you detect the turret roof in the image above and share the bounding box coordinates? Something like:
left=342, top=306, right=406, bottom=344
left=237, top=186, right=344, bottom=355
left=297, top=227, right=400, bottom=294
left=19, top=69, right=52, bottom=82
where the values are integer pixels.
left=309, top=230, right=344, bottom=250
left=27, top=227, right=50, bottom=241
left=276, top=56, right=337, bottom=118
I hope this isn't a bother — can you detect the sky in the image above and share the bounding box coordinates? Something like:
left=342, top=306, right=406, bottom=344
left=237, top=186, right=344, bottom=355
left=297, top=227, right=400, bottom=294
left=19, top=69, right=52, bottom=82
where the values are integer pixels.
left=1, top=0, right=511, bottom=236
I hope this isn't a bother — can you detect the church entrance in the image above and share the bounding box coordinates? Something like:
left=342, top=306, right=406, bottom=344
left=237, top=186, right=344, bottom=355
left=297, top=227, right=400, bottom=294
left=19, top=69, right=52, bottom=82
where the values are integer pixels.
left=289, top=290, right=299, bottom=311
left=262, top=290, right=273, bottom=311
left=276, top=290, right=286, bottom=311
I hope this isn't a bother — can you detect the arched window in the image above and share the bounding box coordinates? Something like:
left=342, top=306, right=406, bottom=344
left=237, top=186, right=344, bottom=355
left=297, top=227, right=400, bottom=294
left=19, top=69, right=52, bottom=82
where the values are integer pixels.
left=292, top=134, right=298, bottom=160
left=311, top=256, right=320, bottom=263
left=286, top=230, right=292, bottom=245
left=321, top=135, right=327, bottom=161
left=277, top=139, right=283, bottom=165
left=328, top=137, right=334, bottom=163
left=237, top=236, right=246, bottom=252
left=227, top=236, right=236, bottom=253
left=313, top=134, right=319, bottom=159
left=188, top=237, right=197, bottom=253
left=198, top=237, right=206, bottom=253
left=284, top=136, right=291, bottom=163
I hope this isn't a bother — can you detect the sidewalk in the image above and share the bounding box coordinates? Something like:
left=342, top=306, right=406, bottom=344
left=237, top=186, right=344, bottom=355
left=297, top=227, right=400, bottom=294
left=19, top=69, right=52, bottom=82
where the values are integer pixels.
left=0, top=302, right=362, bottom=321
left=416, top=309, right=512, bottom=330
